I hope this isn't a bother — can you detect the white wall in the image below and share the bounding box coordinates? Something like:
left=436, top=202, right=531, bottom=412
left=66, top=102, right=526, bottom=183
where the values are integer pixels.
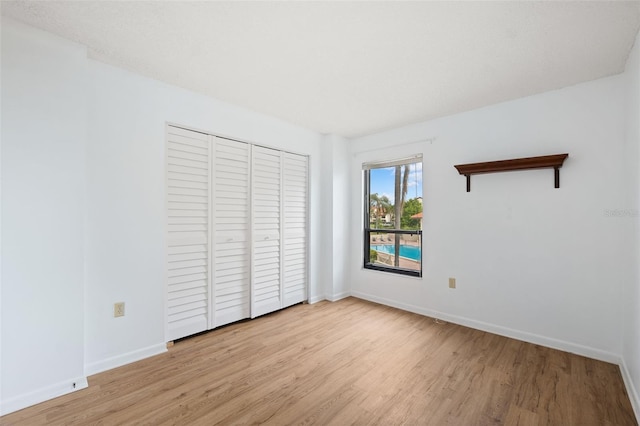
left=1, top=17, right=327, bottom=414
left=84, top=65, right=326, bottom=370
left=331, top=135, right=350, bottom=300
left=348, top=74, right=630, bottom=362
left=1, top=19, right=88, bottom=414
left=84, top=60, right=324, bottom=374
left=2, top=12, right=639, bottom=418
left=312, top=133, right=350, bottom=303
left=313, top=134, right=333, bottom=302
left=622, top=29, right=640, bottom=419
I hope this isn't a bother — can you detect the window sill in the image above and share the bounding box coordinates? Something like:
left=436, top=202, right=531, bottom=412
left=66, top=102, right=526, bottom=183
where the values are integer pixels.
left=364, top=263, right=422, bottom=278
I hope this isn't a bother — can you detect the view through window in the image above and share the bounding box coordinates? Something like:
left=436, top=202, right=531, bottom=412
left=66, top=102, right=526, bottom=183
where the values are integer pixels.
left=363, top=155, right=423, bottom=277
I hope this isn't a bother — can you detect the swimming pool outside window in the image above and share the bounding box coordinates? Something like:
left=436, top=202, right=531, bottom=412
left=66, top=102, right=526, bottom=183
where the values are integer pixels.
left=363, top=155, right=423, bottom=277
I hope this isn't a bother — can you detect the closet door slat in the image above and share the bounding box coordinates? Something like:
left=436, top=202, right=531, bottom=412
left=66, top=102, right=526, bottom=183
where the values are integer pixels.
left=282, top=153, right=308, bottom=308
left=212, top=137, right=251, bottom=327
left=166, top=126, right=210, bottom=341
left=251, top=146, right=283, bottom=317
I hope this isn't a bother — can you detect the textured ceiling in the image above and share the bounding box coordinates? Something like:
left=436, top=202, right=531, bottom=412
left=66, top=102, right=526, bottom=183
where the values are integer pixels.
left=2, top=1, right=640, bottom=137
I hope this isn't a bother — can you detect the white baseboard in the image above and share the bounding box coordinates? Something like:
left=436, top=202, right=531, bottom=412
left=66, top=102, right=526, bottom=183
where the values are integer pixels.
left=621, top=358, right=640, bottom=422
left=1, top=376, right=88, bottom=416
left=350, top=291, right=620, bottom=364
left=84, top=343, right=167, bottom=376
left=308, top=295, right=326, bottom=304
left=326, top=291, right=350, bottom=302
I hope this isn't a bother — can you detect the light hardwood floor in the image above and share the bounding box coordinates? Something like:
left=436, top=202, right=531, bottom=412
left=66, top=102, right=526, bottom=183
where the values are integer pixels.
left=2, top=297, right=637, bottom=425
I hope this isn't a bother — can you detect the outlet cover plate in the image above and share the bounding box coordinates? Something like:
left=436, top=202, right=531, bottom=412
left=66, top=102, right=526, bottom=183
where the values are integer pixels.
left=114, top=302, right=125, bottom=317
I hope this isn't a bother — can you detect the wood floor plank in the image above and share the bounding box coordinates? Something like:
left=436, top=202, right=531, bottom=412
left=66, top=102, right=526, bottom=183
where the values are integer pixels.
left=1, top=297, right=636, bottom=425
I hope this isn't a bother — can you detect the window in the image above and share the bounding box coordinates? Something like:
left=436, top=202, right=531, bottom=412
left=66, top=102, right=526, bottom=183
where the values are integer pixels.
left=363, top=155, right=423, bottom=277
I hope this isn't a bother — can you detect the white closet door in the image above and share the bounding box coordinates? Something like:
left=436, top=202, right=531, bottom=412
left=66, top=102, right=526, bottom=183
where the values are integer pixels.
left=282, top=153, right=308, bottom=307
left=212, top=137, right=251, bottom=327
left=166, top=126, right=211, bottom=341
left=251, top=146, right=282, bottom=317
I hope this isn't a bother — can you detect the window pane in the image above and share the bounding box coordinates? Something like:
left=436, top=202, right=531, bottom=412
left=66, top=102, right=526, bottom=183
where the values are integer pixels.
left=369, top=167, right=395, bottom=229
left=368, top=164, right=422, bottom=231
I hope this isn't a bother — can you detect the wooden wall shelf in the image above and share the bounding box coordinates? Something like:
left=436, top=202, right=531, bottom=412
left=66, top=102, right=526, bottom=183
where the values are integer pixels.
left=454, top=153, right=568, bottom=192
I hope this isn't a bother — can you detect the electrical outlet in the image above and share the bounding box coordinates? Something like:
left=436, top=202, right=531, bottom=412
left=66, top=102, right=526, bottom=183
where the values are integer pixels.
left=114, top=302, right=125, bottom=317
left=449, top=278, right=456, bottom=289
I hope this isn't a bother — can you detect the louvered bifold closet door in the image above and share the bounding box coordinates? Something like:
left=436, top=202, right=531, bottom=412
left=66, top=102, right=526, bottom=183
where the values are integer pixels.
left=212, top=137, right=251, bottom=327
left=251, top=146, right=283, bottom=318
left=282, top=153, right=308, bottom=307
left=166, top=126, right=211, bottom=341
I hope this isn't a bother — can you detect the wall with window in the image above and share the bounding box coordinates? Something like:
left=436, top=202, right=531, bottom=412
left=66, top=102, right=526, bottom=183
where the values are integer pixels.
left=348, top=73, right=630, bottom=363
